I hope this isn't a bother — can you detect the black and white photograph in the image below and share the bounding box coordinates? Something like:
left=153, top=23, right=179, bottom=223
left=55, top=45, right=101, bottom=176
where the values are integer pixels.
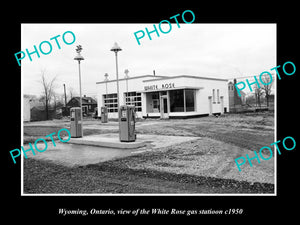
left=4, top=4, right=298, bottom=221
left=21, top=23, right=276, bottom=195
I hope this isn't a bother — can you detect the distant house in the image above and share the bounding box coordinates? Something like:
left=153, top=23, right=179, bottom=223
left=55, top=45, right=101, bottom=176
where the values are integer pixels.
left=30, top=102, right=63, bottom=121
left=66, top=95, right=97, bottom=115
left=23, top=96, right=31, bottom=122
left=24, top=95, right=45, bottom=122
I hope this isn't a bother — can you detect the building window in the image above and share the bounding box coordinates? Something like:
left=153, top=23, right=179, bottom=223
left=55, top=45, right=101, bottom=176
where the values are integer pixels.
left=152, top=93, right=159, bottom=100
left=170, top=90, right=184, bottom=112
left=217, top=89, right=220, bottom=103
left=169, top=89, right=195, bottom=112
left=153, top=99, right=159, bottom=109
left=124, top=92, right=142, bottom=112
left=103, top=93, right=118, bottom=113
left=152, top=93, right=159, bottom=111
left=185, top=89, right=195, bottom=112
left=212, top=89, right=216, bottom=103
left=146, top=92, right=160, bottom=113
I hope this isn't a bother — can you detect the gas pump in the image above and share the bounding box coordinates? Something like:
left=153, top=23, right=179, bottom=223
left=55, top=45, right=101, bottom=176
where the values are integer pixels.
left=70, top=107, right=82, bottom=138
left=119, top=105, right=136, bottom=142
left=101, top=106, right=108, bottom=123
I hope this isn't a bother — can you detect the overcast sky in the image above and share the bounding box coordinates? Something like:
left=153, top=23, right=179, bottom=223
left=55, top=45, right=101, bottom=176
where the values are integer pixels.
left=21, top=23, right=276, bottom=98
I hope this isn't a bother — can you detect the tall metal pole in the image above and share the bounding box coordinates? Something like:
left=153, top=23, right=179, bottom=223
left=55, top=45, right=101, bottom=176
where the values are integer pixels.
left=63, top=83, right=67, bottom=107
left=105, top=80, right=108, bottom=96
left=104, top=73, right=109, bottom=103
left=124, top=69, right=129, bottom=104
left=74, top=45, right=84, bottom=137
left=115, top=52, right=120, bottom=109
left=63, top=83, right=67, bottom=116
left=110, top=42, right=122, bottom=141
left=126, top=78, right=128, bottom=103
left=78, top=61, right=83, bottom=137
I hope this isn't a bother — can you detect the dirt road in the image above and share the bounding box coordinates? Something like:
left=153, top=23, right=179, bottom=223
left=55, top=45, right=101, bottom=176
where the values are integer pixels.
left=24, top=158, right=273, bottom=194
left=23, top=112, right=274, bottom=194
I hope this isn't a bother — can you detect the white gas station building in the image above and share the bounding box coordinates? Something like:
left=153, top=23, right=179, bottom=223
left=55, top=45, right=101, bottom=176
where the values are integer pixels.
left=96, top=74, right=229, bottom=119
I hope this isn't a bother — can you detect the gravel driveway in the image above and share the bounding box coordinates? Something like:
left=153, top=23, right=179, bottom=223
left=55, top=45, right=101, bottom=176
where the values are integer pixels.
left=23, top=112, right=275, bottom=194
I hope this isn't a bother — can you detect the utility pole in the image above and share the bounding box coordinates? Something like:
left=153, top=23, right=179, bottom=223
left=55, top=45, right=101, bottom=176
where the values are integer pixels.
left=63, top=83, right=67, bottom=107
left=63, top=83, right=67, bottom=116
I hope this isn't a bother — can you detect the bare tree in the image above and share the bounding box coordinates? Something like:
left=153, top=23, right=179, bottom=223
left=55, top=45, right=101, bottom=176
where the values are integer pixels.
left=260, top=73, right=274, bottom=107
left=40, top=70, right=57, bottom=120
left=254, top=86, right=264, bottom=108
left=68, top=86, right=77, bottom=100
